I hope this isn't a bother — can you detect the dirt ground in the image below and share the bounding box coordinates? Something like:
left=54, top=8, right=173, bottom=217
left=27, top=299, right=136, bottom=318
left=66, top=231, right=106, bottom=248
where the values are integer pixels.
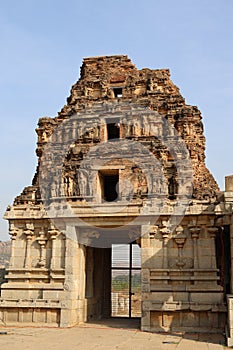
left=0, top=319, right=227, bottom=350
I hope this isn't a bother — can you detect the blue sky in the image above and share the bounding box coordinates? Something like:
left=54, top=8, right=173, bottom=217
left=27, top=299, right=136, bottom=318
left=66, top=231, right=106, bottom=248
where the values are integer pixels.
left=0, top=0, right=233, bottom=240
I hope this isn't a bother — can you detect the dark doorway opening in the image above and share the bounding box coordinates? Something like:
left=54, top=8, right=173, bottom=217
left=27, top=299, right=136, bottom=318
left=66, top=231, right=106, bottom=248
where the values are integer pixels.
left=215, top=225, right=231, bottom=298
left=85, top=247, right=112, bottom=321
left=84, top=236, right=141, bottom=326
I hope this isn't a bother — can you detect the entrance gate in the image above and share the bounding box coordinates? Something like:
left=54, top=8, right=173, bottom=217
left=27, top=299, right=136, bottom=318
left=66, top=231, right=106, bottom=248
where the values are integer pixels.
left=111, top=243, right=141, bottom=318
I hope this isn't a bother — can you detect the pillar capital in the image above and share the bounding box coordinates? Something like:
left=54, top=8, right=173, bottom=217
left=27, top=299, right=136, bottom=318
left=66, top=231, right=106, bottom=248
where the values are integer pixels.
left=37, top=229, right=48, bottom=246
left=48, top=224, right=60, bottom=240
left=48, top=228, right=59, bottom=240
left=189, top=226, right=201, bottom=239
left=174, top=234, right=187, bottom=249
left=24, top=223, right=34, bottom=240
left=173, top=226, right=186, bottom=248
left=207, top=226, right=218, bottom=238
left=9, top=223, right=20, bottom=240
left=160, top=226, right=170, bottom=240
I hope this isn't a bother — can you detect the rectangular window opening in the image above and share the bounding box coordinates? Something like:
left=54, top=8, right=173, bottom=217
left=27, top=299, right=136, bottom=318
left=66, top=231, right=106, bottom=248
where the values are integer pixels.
left=113, top=88, right=122, bottom=98
left=99, top=169, right=119, bottom=202
left=106, top=118, right=120, bottom=140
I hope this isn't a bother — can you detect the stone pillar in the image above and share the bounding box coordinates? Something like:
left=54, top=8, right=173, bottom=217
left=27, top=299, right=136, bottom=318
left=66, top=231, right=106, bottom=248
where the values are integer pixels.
left=48, top=226, right=59, bottom=270
left=24, top=223, right=34, bottom=269
left=8, top=223, right=19, bottom=268
left=37, top=228, right=48, bottom=268
left=190, top=226, right=200, bottom=269
left=78, top=244, right=86, bottom=300
left=160, top=227, right=170, bottom=269
left=173, top=226, right=187, bottom=268
left=60, top=230, right=80, bottom=327
left=207, top=226, right=218, bottom=269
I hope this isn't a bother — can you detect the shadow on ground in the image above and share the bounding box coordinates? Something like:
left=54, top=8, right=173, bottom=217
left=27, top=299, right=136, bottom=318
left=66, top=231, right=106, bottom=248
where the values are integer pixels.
left=83, top=318, right=226, bottom=346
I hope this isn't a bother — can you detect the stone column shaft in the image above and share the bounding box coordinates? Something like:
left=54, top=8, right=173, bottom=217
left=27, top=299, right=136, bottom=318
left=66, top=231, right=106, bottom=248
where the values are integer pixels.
left=208, top=227, right=218, bottom=269
left=37, top=230, right=48, bottom=268
left=24, top=227, right=34, bottom=268
left=190, top=227, right=201, bottom=269
left=48, top=228, right=59, bottom=269
left=9, top=224, right=19, bottom=268
left=161, top=230, right=169, bottom=269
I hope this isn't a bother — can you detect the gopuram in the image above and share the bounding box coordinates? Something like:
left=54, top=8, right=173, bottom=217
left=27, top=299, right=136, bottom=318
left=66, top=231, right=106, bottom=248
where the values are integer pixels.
left=1, top=55, right=233, bottom=343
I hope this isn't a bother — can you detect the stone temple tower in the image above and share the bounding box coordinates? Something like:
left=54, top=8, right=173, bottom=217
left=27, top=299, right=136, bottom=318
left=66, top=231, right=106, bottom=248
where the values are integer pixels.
left=1, top=55, right=233, bottom=339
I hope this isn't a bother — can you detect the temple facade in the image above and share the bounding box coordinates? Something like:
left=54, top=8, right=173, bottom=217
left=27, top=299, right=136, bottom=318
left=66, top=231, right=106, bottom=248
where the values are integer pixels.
left=1, top=55, right=233, bottom=343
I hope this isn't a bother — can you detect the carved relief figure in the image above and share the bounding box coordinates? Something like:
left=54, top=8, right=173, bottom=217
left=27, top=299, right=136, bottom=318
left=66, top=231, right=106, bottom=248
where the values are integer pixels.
left=130, top=167, right=148, bottom=196
left=77, top=168, right=89, bottom=197
left=51, top=180, right=57, bottom=197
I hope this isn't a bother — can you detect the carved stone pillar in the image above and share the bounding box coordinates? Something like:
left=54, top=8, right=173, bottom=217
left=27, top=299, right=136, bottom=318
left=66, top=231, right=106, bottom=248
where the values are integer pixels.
left=190, top=226, right=201, bottom=269
left=207, top=226, right=218, bottom=269
left=24, top=223, right=34, bottom=269
left=48, top=226, right=59, bottom=270
left=160, top=226, right=170, bottom=269
left=9, top=223, right=19, bottom=268
left=37, top=228, right=48, bottom=268
left=173, top=226, right=187, bottom=268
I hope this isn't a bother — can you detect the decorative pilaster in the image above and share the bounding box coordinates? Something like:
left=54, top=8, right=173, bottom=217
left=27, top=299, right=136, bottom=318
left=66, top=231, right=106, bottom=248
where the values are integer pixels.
left=24, top=223, right=34, bottom=269
left=37, top=228, right=48, bottom=268
left=207, top=226, right=219, bottom=269
left=160, top=224, right=170, bottom=269
left=48, top=225, right=59, bottom=270
left=173, top=226, right=187, bottom=268
left=8, top=223, right=19, bottom=268
left=189, top=226, right=201, bottom=269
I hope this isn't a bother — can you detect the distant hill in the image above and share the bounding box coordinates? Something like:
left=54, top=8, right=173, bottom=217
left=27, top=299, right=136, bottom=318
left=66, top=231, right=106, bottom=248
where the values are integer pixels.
left=0, top=241, right=11, bottom=268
